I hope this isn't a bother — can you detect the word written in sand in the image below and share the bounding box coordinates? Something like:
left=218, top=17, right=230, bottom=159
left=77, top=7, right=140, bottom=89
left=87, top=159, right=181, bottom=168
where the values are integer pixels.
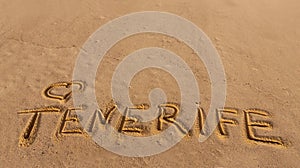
left=18, top=81, right=286, bottom=147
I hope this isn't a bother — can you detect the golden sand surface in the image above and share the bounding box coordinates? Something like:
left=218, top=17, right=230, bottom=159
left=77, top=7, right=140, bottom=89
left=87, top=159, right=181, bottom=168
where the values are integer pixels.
left=0, top=0, right=299, bottom=167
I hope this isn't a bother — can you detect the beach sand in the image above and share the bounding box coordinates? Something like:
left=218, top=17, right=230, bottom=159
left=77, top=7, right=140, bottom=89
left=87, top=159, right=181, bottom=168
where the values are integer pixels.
left=0, top=0, right=299, bottom=167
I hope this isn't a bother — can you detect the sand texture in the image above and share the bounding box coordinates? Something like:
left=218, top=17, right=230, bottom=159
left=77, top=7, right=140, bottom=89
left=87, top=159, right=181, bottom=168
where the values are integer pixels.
left=0, top=0, right=299, bottom=167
